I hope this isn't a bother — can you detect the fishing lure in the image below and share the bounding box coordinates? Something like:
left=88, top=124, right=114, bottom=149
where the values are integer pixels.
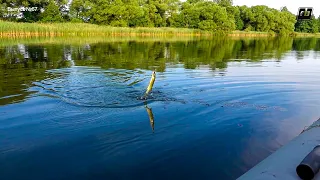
left=145, top=71, right=156, bottom=95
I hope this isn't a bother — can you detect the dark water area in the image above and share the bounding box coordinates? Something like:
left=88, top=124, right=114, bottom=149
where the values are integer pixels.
left=1, top=37, right=320, bottom=180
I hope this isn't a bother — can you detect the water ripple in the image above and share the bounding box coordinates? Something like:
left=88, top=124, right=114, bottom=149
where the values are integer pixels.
left=29, top=67, right=184, bottom=108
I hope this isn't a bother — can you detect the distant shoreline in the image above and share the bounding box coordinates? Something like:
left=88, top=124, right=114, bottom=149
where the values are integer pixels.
left=1, top=21, right=320, bottom=38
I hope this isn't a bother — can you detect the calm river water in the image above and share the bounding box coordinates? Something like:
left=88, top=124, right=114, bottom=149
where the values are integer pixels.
left=1, top=37, right=320, bottom=180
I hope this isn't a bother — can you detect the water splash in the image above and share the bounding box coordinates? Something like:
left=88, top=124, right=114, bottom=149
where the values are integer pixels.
left=30, top=67, right=181, bottom=108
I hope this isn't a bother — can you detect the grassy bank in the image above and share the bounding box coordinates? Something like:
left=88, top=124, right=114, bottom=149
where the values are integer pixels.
left=0, top=21, right=214, bottom=37
left=230, top=31, right=320, bottom=37
left=0, top=36, right=201, bottom=46
left=293, top=32, right=320, bottom=37
left=1, top=21, right=320, bottom=37
left=229, top=31, right=272, bottom=37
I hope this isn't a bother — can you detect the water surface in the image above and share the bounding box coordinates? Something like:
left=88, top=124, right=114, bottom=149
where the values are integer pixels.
left=1, top=37, right=320, bottom=180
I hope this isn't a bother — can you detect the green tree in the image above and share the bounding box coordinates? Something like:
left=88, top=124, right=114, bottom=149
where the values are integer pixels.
left=173, top=2, right=200, bottom=28
left=0, top=0, right=315, bottom=34
left=70, top=0, right=94, bottom=22
left=11, top=0, right=46, bottom=22
left=0, top=0, right=67, bottom=22
left=239, top=5, right=254, bottom=30
left=215, top=0, right=233, bottom=7
left=198, top=2, right=235, bottom=32
left=174, top=1, right=235, bottom=32
left=238, top=5, right=296, bottom=34
left=124, top=0, right=150, bottom=27
left=317, top=16, right=320, bottom=32
left=225, top=6, right=242, bottom=30
left=280, top=6, right=289, bottom=12
left=295, top=16, right=318, bottom=33
left=90, top=0, right=126, bottom=26
left=41, top=0, right=63, bottom=22
left=147, top=0, right=169, bottom=27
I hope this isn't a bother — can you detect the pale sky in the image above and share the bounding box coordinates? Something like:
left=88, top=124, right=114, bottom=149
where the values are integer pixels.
left=233, top=0, right=320, bottom=17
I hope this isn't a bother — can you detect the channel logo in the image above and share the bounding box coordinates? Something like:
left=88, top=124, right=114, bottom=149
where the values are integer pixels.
left=297, top=7, right=313, bottom=20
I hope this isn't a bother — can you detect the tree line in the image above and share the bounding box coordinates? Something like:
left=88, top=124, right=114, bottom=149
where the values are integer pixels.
left=1, top=0, right=320, bottom=34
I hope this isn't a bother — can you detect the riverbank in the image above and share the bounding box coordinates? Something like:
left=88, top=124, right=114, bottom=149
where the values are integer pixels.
left=0, top=36, right=201, bottom=47
left=0, top=21, right=211, bottom=37
left=1, top=21, right=320, bottom=37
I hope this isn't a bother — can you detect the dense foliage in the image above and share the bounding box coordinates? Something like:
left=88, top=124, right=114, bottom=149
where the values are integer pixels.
left=0, top=0, right=320, bottom=34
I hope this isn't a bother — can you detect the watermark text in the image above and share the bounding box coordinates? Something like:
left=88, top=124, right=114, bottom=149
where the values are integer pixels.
left=7, top=7, right=38, bottom=12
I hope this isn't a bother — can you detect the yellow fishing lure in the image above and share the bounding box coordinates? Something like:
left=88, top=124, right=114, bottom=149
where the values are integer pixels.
left=145, top=71, right=156, bottom=95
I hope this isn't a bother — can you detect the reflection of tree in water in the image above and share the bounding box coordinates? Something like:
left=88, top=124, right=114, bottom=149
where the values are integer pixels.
left=2, top=37, right=320, bottom=106
left=75, top=42, right=168, bottom=72
left=72, top=37, right=320, bottom=71
left=292, top=38, right=318, bottom=51
left=0, top=44, right=72, bottom=105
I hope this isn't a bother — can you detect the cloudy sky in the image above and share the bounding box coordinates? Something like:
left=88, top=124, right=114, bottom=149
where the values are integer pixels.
left=233, top=0, right=319, bottom=17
